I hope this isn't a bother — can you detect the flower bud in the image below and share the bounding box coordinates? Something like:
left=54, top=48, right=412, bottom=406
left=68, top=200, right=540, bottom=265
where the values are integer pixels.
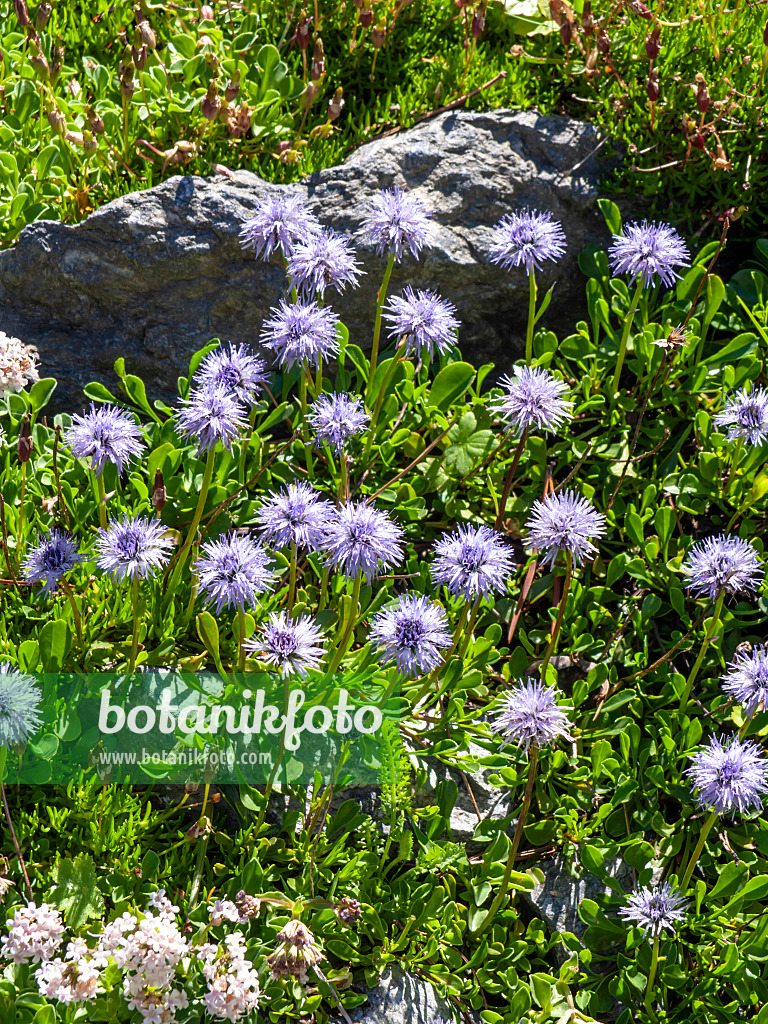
left=360, top=3, right=373, bottom=28
left=50, top=38, right=64, bottom=86
left=235, top=890, right=261, bottom=919
left=46, top=107, right=66, bottom=134
left=645, top=25, right=660, bottom=59
left=203, top=754, right=218, bottom=785
left=135, top=6, right=157, bottom=49
left=13, top=0, right=31, bottom=27
left=559, top=20, right=572, bottom=46
left=311, top=38, right=325, bottom=79
left=83, top=129, right=98, bottom=156
left=151, top=469, right=166, bottom=512
left=297, top=14, right=311, bottom=50
left=335, top=897, right=361, bottom=925
left=549, top=0, right=565, bottom=26
left=581, top=1, right=594, bottom=34
left=646, top=68, right=659, bottom=102
left=695, top=73, right=710, bottom=113
left=36, top=1, right=51, bottom=31
left=133, top=44, right=147, bottom=69
left=226, top=103, right=252, bottom=138
left=691, top=132, right=706, bottom=150
left=201, top=79, right=221, bottom=120
left=224, top=70, right=240, bottom=102
left=372, top=21, right=386, bottom=47
left=310, top=121, right=334, bottom=139
left=471, top=4, right=485, bottom=39
left=327, top=86, right=344, bottom=121
left=200, top=4, right=214, bottom=19
left=85, top=105, right=104, bottom=134
left=185, top=778, right=200, bottom=794
left=29, top=47, right=50, bottom=80
left=267, top=920, right=325, bottom=979
left=120, top=64, right=135, bottom=100
left=596, top=26, right=610, bottom=53
left=627, top=0, right=652, bottom=17
left=18, top=419, right=33, bottom=464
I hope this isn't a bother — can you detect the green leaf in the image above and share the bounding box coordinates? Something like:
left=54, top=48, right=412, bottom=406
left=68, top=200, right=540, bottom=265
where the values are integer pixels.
left=723, top=874, right=768, bottom=910
left=28, top=378, right=57, bottom=414
left=17, top=639, right=39, bottom=673
left=581, top=844, right=606, bottom=876
left=83, top=381, right=120, bottom=404
left=38, top=619, right=72, bottom=673
left=47, top=853, right=104, bottom=929
left=444, top=413, right=495, bottom=476
left=707, top=860, right=748, bottom=901
left=427, top=362, right=476, bottom=412
left=196, top=611, right=220, bottom=665
left=121, top=373, right=163, bottom=424
left=597, top=198, right=622, bottom=237
left=28, top=733, right=59, bottom=760
left=33, top=1008, right=56, bottom=1024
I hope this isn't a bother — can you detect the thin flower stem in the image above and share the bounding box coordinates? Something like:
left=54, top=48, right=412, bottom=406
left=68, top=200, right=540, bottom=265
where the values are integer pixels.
left=339, top=454, right=349, bottom=504
left=253, top=673, right=291, bottom=835
left=0, top=773, right=33, bottom=901
left=643, top=934, right=661, bottom=1017
left=327, top=574, right=364, bottom=674
left=237, top=608, right=247, bottom=672
left=95, top=471, right=108, bottom=530
left=316, top=357, right=323, bottom=398
left=60, top=578, right=83, bottom=646
left=287, top=542, right=298, bottom=612
left=457, top=601, right=481, bottom=661
left=162, top=449, right=216, bottom=611
left=129, top=576, right=141, bottom=672
left=366, top=252, right=395, bottom=405
left=678, top=590, right=725, bottom=711
left=494, top=431, right=528, bottom=531
left=679, top=809, right=718, bottom=890
left=539, top=551, right=573, bottom=680
left=238, top=407, right=258, bottom=486
left=475, top=745, right=539, bottom=936
left=525, top=270, right=537, bottom=365
left=361, top=340, right=408, bottom=464
left=724, top=436, right=743, bottom=495
left=611, top=278, right=646, bottom=397
left=299, top=367, right=315, bottom=481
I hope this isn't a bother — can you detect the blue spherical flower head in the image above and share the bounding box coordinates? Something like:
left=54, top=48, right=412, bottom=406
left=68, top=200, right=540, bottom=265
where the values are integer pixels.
left=194, top=343, right=268, bottom=408
left=619, top=883, right=689, bottom=939
left=608, top=220, right=691, bottom=289
left=307, top=392, right=369, bottom=455
left=681, top=534, right=763, bottom=602
left=382, top=287, right=459, bottom=362
left=492, top=365, right=574, bottom=437
left=261, top=299, right=341, bottom=372
left=431, top=524, right=514, bottom=602
left=489, top=209, right=566, bottom=275
left=722, top=645, right=768, bottom=719
left=287, top=227, right=364, bottom=300
left=526, top=489, right=606, bottom=568
left=175, top=384, right=247, bottom=457
left=96, top=514, right=174, bottom=582
left=713, top=386, right=768, bottom=447
left=239, top=191, right=320, bottom=260
left=0, top=662, right=42, bottom=747
left=370, top=595, right=452, bottom=677
left=322, top=501, right=405, bottom=582
left=362, top=185, right=431, bottom=262
left=492, top=679, right=571, bottom=751
left=23, top=529, right=85, bottom=595
left=65, top=403, right=145, bottom=477
left=194, top=534, right=276, bottom=613
left=686, top=735, right=768, bottom=815
left=244, top=611, right=325, bottom=677
left=254, top=482, right=334, bottom=552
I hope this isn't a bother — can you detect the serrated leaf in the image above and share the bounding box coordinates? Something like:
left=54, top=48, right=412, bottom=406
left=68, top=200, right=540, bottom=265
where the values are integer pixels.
left=48, top=854, right=104, bottom=928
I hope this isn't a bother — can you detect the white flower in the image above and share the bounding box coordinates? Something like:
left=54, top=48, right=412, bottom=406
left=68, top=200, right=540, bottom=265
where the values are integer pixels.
left=0, top=332, right=39, bottom=393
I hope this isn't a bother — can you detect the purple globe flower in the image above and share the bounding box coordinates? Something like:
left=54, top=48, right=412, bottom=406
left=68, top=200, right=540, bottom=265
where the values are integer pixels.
left=713, top=386, right=768, bottom=447
left=322, top=501, right=405, bottom=581
left=492, top=366, right=574, bottom=437
left=681, top=534, right=763, bottom=602
left=261, top=299, right=340, bottom=371
left=254, top=482, right=333, bottom=552
left=65, top=403, right=145, bottom=477
left=489, top=209, right=566, bottom=275
left=307, top=392, right=369, bottom=455
left=194, top=534, right=276, bottom=613
left=239, top=192, right=320, bottom=260
left=686, top=735, right=768, bottom=815
left=608, top=220, right=691, bottom=289
left=194, top=343, right=268, bottom=408
left=491, top=679, right=571, bottom=751
left=176, top=385, right=247, bottom=456
left=362, top=186, right=431, bottom=262
left=722, top=645, right=768, bottom=719
left=369, top=595, right=452, bottom=677
left=618, top=883, right=689, bottom=939
left=431, top=524, right=514, bottom=602
left=244, top=611, right=325, bottom=677
left=96, top=515, right=174, bottom=582
left=526, top=490, right=606, bottom=568
left=0, top=662, right=42, bottom=747
left=286, top=227, right=364, bottom=300
left=382, top=287, right=459, bottom=361
left=23, top=529, right=85, bottom=595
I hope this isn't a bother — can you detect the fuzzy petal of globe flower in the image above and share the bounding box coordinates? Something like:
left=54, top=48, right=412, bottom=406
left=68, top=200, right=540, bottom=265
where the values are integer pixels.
left=681, top=534, right=763, bottom=602
left=261, top=299, right=341, bottom=371
left=96, top=515, right=174, bottom=582
left=244, top=611, right=325, bottom=677
left=382, top=287, right=459, bottom=361
left=608, top=220, right=690, bottom=289
left=175, top=384, right=247, bottom=457
left=526, top=489, right=606, bottom=568
left=322, top=501, right=405, bottom=582
left=488, top=209, right=566, bottom=275
left=619, top=882, right=689, bottom=939
left=686, top=735, right=768, bottom=815
left=254, top=481, right=334, bottom=552
left=23, top=529, right=85, bottom=596
left=362, top=185, right=431, bottom=262
left=370, top=594, right=452, bottom=677
left=492, top=365, right=574, bottom=437
left=431, top=524, right=515, bottom=602
left=0, top=332, right=39, bottom=393
left=307, top=392, right=369, bottom=455
left=238, top=191, right=320, bottom=260
left=491, top=678, right=571, bottom=751
left=287, top=227, right=364, bottom=299
left=194, top=534, right=277, bottom=613
left=722, top=645, right=768, bottom=719
left=0, top=662, right=43, bottom=747
left=65, top=403, right=145, bottom=477
left=713, top=386, right=768, bottom=447
left=194, top=343, right=268, bottom=408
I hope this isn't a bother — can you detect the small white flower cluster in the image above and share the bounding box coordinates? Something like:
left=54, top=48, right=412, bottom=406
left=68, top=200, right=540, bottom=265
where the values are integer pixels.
left=207, top=899, right=242, bottom=927
left=202, top=932, right=261, bottom=1021
left=35, top=938, right=106, bottom=1004
left=0, top=902, right=65, bottom=963
left=0, top=331, right=39, bottom=394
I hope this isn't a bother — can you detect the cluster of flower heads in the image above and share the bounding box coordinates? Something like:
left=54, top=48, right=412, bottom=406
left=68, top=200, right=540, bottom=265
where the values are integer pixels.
left=0, top=331, right=39, bottom=394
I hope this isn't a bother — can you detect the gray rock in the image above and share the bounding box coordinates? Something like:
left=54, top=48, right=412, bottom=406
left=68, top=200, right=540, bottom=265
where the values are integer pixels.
left=331, top=964, right=452, bottom=1024
left=0, top=109, right=623, bottom=411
